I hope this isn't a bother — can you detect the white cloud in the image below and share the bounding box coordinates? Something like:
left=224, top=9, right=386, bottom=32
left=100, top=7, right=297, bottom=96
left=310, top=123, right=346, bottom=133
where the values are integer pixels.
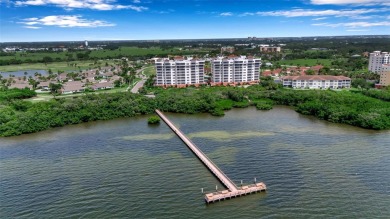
left=133, top=0, right=141, bottom=3
left=19, top=15, right=116, bottom=28
left=220, top=12, right=233, bottom=16
left=350, top=15, right=375, bottom=19
left=311, top=0, right=390, bottom=6
left=154, top=9, right=175, bottom=14
left=346, top=29, right=369, bottom=31
left=255, top=8, right=389, bottom=17
left=312, top=17, right=327, bottom=20
left=23, top=26, right=42, bottom=29
left=312, top=21, right=390, bottom=28
left=14, top=0, right=148, bottom=11
left=239, top=12, right=255, bottom=17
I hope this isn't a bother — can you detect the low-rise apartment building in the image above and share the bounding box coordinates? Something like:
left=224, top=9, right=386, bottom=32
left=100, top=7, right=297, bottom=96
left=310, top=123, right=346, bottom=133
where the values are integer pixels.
left=282, top=75, right=351, bottom=89
left=211, top=56, right=261, bottom=84
left=155, top=58, right=205, bottom=86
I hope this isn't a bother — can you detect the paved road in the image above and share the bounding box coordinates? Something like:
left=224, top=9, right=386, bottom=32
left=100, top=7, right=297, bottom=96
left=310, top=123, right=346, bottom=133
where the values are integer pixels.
left=130, top=68, right=147, bottom=93
left=130, top=79, right=146, bottom=93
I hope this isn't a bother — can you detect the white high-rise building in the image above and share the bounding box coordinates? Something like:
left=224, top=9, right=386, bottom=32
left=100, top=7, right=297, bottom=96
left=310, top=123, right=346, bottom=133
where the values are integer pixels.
left=85, top=40, right=88, bottom=47
left=211, top=56, right=261, bottom=83
left=369, top=51, right=389, bottom=73
left=155, top=58, right=205, bottom=86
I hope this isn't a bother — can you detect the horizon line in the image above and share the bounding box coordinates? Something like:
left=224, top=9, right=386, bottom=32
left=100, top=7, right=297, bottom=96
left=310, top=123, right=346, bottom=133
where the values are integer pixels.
left=1, top=34, right=390, bottom=43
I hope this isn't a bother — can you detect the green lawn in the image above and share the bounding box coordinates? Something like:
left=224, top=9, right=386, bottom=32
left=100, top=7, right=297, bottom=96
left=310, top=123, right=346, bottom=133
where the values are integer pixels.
left=277, top=59, right=333, bottom=66
left=0, top=52, right=68, bottom=62
left=28, top=87, right=129, bottom=102
left=143, top=65, right=156, bottom=76
left=0, top=60, right=118, bottom=72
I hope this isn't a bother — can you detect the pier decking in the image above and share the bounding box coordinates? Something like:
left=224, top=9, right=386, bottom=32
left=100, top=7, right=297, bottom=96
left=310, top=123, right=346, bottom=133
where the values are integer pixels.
left=155, top=110, right=266, bottom=203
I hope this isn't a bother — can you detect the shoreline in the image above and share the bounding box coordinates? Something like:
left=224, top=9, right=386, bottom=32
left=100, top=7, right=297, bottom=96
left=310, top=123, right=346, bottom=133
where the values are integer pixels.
left=1, top=88, right=389, bottom=137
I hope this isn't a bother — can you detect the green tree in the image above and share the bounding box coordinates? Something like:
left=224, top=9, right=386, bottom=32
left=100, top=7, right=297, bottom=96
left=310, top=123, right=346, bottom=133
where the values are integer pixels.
left=114, top=79, right=122, bottom=87
left=42, top=56, right=53, bottom=64
left=351, top=78, right=371, bottom=90
left=319, top=66, right=331, bottom=75
left=260, top=76, right=279, bottom=90
left=28, top=79, right=39, bottom=90
left=306, top=69, right=315, bottom=75
left=49, top=83, right=63, bottom=98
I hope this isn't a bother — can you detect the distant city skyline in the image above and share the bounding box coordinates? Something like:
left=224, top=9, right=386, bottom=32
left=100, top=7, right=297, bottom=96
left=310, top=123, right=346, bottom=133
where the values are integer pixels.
left=1, top=0, right=390, bottom=42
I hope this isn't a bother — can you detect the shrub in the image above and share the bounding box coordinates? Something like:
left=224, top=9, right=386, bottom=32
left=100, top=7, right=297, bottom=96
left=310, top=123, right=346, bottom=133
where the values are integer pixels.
left=256, top=102, right=273, bottom=110
left=147, top=115, right=160, bottom=124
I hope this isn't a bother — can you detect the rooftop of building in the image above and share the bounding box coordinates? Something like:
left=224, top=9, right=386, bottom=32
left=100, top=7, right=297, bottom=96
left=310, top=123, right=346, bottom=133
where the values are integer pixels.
left=282, top=75, right=351, bottom=81
left=212, top=55, right=261, bottom=61
left=370, top=51, right=389, bottom=55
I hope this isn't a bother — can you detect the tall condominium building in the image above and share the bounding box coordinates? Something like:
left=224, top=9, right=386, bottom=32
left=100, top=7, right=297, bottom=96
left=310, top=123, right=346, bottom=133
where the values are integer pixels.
left=379, top=64, right=390, bottom=86
left=369, top=51, right=389, bottom=73
left=155, top=58, right=205, bottom=86
left=211, top=56, right=261, bottom=84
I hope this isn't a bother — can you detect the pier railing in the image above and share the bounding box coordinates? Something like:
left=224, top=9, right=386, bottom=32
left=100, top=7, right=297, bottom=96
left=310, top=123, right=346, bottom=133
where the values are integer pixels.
left=180, top=130, right=238, bottom=191
left=155, top=109, right=266, bottom=203
left=155, top=109, right=237, bottom=191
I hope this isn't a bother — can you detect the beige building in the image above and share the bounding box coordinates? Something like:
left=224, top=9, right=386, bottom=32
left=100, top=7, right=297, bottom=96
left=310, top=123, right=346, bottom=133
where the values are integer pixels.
left=368, top=51, right=389, bottom=73
left=221, top=46, right=235, bottom=54
left=260, top=46, right=281, bottom=53
left=379, top=64, right=390, bottom=86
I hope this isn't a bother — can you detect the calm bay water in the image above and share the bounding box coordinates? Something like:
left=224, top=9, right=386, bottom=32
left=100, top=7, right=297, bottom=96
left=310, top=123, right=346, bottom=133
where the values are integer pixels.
left=1, top=106, right=389, bottom=218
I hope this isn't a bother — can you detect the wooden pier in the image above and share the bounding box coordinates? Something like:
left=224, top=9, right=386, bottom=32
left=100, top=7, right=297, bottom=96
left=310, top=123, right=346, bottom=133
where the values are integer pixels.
left=155, top=110, right=266, bottom=204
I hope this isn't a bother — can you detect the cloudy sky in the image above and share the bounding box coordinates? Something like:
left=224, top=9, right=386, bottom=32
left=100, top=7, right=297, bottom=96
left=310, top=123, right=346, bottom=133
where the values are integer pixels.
left=1, top=0, right=390, bottom=42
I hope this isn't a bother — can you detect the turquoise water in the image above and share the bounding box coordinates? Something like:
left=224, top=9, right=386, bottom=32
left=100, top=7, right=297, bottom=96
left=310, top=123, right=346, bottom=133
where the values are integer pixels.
left=1, top=106, right=389, bottom=218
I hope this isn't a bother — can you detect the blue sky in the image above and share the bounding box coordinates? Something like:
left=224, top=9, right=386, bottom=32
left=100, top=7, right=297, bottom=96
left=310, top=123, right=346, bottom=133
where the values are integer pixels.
left=1, top=0, right=390, bottom=42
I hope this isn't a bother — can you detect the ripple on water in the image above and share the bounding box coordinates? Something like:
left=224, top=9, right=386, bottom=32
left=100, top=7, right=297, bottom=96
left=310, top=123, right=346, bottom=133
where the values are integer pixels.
left=0, top=107, right=389, bottom=218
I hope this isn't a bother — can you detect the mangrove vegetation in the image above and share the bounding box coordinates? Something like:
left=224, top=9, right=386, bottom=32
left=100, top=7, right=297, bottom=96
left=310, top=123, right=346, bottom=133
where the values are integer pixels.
left=1, top=86, right=390, bottom=137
